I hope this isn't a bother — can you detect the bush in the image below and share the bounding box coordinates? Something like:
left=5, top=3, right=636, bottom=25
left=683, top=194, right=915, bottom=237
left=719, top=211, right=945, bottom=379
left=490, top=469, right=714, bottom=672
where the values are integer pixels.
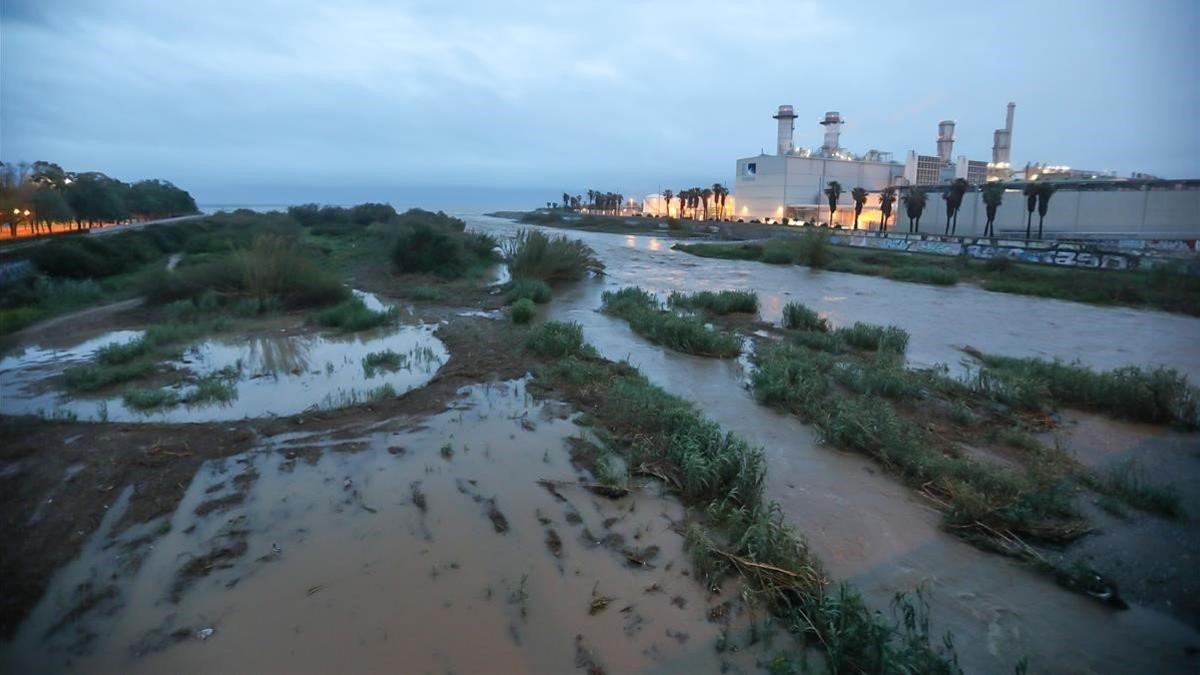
left=526, top=320, right=587, bottom=357
left=313, top=297, right=397, bottom=332
left=836, top=322, right=909, bottom=355
left=510, top=298, right=536, bottom=323
left=983, top=256, right=1014, bottom=272
left=668, top=290, right=758, bottom=315
left=123, top=387, right=180, bottom=411
left=977, top=354, right=1199, bottom=427
left=502, top=229, right=602, bottom=281
left=782, top=302, right=828, bottom=332
left=505, top=278, right=552, bottom=304
left=797, top=231, right=831, bottom=269
left=602, top=287, right=741, bottom=358
left=888, top=266, right=959, bottom=286
left=389, top=212, right=496, bottom=278
left=761, top=246, right=795, bottom=264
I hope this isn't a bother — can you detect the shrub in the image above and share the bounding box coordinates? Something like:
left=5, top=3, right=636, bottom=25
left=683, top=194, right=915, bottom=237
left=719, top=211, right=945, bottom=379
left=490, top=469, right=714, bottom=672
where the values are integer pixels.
left=1084, top=460, right=1183, bottom=518
left=526, top=320, right=587, bottom=357
left=782, top=302, right=828, bottom=332
left=391, top=222, right=466, bottom=276
left=502, top=229, right=602, bottom=281
left=313, top=297, right=397, bottom=332
left=888, top=266, right=959, bottom=286
left=505, top=278, right=552, bottom=304
left=668, top=290, right=758, bottom=315
left=123, top=387, right=180, bottom=411
left=403, top=285, right=445, bottom=302
left=836, top=322, right=909, bottom=355
left=761, top=246, right=795, bottom=264
left=796, top=231, right=831, bottom=269
left=983, top=256, right=1014, bottom=272
left=362, top=349, right=406, bottom=376
left=510, top=298, right=536, bottom=324
left=976, top=354, right=1199, bottom=427
left=602, top=287, right=741, bottom=357
left=63, top=362, right=154, bottom=391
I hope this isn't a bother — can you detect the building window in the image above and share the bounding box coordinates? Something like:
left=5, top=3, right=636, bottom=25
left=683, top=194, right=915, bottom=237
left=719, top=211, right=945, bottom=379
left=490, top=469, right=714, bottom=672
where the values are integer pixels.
left=744, top=162, right=757, bottom=177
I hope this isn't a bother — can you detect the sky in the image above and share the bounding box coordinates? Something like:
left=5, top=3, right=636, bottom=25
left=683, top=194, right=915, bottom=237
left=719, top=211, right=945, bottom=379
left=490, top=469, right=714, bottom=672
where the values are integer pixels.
left=2, top=0, right=1199, bottom=209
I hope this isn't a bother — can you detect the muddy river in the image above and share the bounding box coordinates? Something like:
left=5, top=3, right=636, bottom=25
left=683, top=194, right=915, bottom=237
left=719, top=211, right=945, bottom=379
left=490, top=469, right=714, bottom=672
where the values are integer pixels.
left=0, top=293, right=447, bottom=423
left=1, top=380, right=768, bottom=673
left=2, top=216, right=1198, bottom=673
left=462, top=215, right=1200, bottom=673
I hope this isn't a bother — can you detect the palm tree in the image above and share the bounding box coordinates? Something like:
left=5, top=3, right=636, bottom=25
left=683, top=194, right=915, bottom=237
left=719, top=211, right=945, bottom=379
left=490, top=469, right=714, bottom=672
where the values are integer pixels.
left=562, top=192, right=570, bottom=210
left=1036, top=183, right=1056, bottom=238
left=700, top=188, right=713, bottom=220
left=712, top=183, right=727, bottom=220
left=903, top=188, right=927, bottom=233
left=1023, top=183, right=1039, bottom=238
left=879, top=186, right=896, bottom=230
left=850, top=187, right=868, bottom=230
left=824, top=181, right=843, bottom=226
left=662, top=189, right=674, bottom=217
left=981, top=183, right=1004, bottom=237
left=946, top=178, right=969, bottom=235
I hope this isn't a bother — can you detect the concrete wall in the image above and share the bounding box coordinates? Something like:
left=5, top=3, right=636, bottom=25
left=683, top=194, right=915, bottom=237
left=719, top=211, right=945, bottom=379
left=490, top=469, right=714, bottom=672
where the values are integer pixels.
left=896, top=185, right=1200, bottom=239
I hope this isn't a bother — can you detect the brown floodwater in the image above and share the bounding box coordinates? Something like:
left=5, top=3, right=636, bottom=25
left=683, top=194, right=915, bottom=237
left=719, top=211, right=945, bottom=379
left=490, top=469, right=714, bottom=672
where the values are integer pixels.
left=464, top=216, right=1200, bottom=673
left=0, top=380, right=771, bottom=674
left=0, top=292, right=448, bottom=423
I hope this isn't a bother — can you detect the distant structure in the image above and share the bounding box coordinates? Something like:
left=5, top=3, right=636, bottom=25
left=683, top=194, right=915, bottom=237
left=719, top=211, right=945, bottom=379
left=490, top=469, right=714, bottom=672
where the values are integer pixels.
left=727, top=102, right=1185, bottom=231
left=734, top=107, right=902, bottom=226
left=772, top=105, right=797, bottom=155
left=988, top=102, right=1016, bottom=180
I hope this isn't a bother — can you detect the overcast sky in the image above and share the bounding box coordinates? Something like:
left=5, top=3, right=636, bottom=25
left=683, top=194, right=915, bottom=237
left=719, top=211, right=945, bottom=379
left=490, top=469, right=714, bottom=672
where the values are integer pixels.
left=2, top=0, right=1198, bottom=208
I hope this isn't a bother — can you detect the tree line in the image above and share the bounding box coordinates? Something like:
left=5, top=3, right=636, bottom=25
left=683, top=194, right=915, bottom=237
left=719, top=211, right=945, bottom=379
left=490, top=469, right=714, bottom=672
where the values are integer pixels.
left=816, top=179, right=1059, bottom=239
left=0, top=161, right=198, bottom=238
left=547, top=190, right=627, bottom=214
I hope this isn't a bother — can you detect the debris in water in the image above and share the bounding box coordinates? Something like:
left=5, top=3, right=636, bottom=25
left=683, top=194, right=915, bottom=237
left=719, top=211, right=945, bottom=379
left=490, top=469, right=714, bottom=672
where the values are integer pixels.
left=486, top=498, right=510, bottom=533
left=410, top=481, right=428, bottom=513
left=306, top=584, right=325, bottom=596
left=589, top=582, right=614, bottom=615
left=574, top=634, right=606, bottom=675
left=545, top=528, right=563, bottom=557
left=387, top=446, right=406, bottom=456
left=196, top=627, right=215, bottom=641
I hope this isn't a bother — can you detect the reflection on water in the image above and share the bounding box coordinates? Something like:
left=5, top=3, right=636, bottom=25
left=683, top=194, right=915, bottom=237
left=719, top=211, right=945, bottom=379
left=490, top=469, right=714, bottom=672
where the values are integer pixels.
left=1, top=381, right=766, bottom=674
left=467, top=215, right=1200, bottom=380
left=0, top=325, right=447, bottom=423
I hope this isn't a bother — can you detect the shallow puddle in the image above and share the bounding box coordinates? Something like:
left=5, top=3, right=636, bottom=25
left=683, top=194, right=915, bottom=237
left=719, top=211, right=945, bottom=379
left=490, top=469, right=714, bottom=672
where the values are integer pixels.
left=0, top=296, right=448, bottom=423
left=0, top=381, right=770, bottom=673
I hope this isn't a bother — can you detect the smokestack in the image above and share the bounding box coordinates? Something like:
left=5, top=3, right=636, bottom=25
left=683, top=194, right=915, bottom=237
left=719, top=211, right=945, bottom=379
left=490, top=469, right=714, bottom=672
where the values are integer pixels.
left=992, top=102, right=1015, bottom=167
left=936, top=120, right=955, bottom=164
left=772, top=105, right=797, bottom=156
left=820, top=111, right=843, bottom=153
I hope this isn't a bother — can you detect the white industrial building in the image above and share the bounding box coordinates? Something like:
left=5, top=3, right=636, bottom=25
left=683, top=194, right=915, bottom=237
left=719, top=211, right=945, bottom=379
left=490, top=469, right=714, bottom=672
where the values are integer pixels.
left=733, top=107, right=903, bottom=226
left=729, top=103, right=1199, bottom=237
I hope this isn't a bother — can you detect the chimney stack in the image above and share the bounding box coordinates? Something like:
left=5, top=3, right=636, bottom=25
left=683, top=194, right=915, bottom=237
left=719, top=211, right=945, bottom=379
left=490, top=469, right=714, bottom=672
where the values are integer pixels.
left=937, top=120, right=955, bottom=164
left=820, top=111, right=843, bottom=153
left=772, top=105, right=797, bottom=156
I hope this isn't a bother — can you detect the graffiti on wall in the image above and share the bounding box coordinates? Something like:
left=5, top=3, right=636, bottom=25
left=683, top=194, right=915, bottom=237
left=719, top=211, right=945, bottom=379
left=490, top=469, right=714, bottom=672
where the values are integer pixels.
left=829, top=233, right=1141, bottom=270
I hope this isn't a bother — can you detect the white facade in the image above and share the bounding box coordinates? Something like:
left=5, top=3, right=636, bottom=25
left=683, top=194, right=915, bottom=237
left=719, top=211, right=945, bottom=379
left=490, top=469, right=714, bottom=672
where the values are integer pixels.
left=734, top=154, right=903, bottom=224
left=901, top=183, right=1200, bottom=238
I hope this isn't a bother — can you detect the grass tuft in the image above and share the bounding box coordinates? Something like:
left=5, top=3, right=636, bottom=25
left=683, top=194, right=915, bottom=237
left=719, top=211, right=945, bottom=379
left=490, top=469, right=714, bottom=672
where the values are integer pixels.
left=782, top=302, right=828, bottom=332
left=668, top=290, right=758, bottom=315
left=602, top=287, right=741, bottom=358
left=526, top=320, right=589, bottom=358
left=510, top=298, right=536, bottom=324
left=505, top=278, right=552, bottom=304
left=312, top=297, right=398, bottom=332
left=502, top=229, right=602, bottom=281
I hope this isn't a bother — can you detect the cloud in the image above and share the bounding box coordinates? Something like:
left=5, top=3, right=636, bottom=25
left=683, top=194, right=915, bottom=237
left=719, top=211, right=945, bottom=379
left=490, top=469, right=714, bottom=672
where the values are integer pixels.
left=2, top=0, right=1197, bottom=203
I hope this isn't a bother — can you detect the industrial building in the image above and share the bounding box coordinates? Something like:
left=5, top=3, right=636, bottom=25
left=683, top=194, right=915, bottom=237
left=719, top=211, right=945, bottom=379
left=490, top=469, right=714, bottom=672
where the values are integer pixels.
left=731, top=107, right=903, bottom=227
left=640, top=102, right=1197, bottom=237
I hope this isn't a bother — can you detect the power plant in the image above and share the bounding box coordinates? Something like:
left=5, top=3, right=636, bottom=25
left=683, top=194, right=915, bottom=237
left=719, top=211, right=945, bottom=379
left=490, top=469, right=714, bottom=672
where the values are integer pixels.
left=723, top=101, right=1196, bottom=236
